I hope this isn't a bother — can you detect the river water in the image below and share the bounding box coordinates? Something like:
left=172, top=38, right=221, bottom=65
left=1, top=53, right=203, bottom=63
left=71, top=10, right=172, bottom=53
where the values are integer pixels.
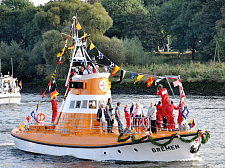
left=0, top=93, right=224, bottom=167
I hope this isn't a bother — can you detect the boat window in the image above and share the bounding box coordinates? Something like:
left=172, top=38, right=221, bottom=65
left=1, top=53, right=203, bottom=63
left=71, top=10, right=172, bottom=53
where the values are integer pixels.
left=89, top=100, right=96, bottom=109
left=81, top=100, right=87, bottom=108
left=69, top=101, right=75, bottom=109
left=98, top=100, right=105, bottom=108
left=76, top=101, right=81, bottom=108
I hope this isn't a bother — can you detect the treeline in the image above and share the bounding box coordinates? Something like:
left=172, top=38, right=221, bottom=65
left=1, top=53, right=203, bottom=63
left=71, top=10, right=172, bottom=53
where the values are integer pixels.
left=0, top=0, right=225, bottom=80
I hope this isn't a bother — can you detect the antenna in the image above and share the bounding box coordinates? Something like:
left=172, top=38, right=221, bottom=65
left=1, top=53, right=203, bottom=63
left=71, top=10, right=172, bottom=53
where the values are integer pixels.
left=11, top=58, right=13, bottom=77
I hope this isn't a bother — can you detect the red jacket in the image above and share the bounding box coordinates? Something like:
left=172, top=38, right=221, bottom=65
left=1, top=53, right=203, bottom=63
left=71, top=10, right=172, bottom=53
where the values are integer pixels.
left=157, top=88, right=169, bottom=105
left=156, top=104, right=162, bottom=116
left=165, top=103, right=179, bottom=116
left=51, top=99, right=58, bottom=112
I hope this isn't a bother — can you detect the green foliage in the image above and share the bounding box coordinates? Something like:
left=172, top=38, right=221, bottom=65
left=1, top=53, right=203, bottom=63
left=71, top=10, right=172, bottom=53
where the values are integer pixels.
left=43, top=30, right=62, bottom=74
left=0, top=41, right=29, bottom=77
left=1, top=0, right=34, bottom=10
left=95, top=35, right=124, bottom=65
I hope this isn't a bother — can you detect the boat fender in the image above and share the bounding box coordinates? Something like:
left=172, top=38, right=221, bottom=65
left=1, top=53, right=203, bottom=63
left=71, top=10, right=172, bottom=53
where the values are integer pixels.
left=19, top=121, right=25, bottom=128
left=36, top=113, right=46, bottom=123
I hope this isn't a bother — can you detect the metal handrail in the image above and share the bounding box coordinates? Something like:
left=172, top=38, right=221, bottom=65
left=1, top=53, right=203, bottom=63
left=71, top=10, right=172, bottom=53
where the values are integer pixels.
left=23, top=116, right=197, bottom=133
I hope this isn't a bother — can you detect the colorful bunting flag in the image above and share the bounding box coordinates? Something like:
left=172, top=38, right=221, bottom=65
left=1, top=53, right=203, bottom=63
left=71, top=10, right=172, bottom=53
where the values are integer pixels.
left=147, top=77, right=155, bottom=87
left=170, top=77, right=174, bottom=80
left=65, top=37, right=69, bottom=47
left=90, top=43, right=95, bottom=50
left=109, top=62, right=114, bottom=69
left=112, top=69, right=126, bottom=84
left=111, top=65, right=120, bottom=76
left=42, top=90, right=46, bottom=99
left=70, top=22, right=74, bottom=31
left=19, top=80, right=22, bottom=89
left=51, top=70, right=56, bottom=80
left=51, top=89, right=59, bottom=99
left=173, top=79, right=180, bottom=87
left=155, top=77, right=166, bottom=86
left=77, top=23, right=81, bottom=31
left=83, top=32, right=86, bottom=41
left=26, top=116, right=30, bottom=123
left=130, top=73, right=136, bottom=79
left=134, top=75, right=144, bottom=84
left=58, top=57, right=62, bottom=65
left=31, top=111, right=35, bottom=120
left=98, top=50, right=103, bottom=60
left=36, top=101, right=40, bottom=112
left=181, top=106, right=189, bottom=119
left=57, top=47, right=65, bottom=57
left=68, top=44, right=74, bottom=49
left=188, top=119, right=195, bottom=128
left=48, top=79, right=52, bottom=92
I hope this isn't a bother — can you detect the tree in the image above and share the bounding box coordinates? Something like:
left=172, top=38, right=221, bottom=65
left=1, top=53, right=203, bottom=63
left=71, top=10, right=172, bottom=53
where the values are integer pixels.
left=101, top=0, right=145, bottom=38
left=1, top=0, right=34, bottom=10
left=124, top=9, right=160, bottom=51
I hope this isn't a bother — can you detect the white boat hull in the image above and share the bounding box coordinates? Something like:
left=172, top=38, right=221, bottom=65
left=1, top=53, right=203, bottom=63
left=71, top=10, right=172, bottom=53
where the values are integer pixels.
left=12, top=134, right=199, bottom=162
left=0, top=93, right=21, bottom=104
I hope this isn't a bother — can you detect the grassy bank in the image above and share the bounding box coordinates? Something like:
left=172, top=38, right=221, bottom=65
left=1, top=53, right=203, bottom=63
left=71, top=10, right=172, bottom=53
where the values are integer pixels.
left=20, top=61, right=225, bottom=96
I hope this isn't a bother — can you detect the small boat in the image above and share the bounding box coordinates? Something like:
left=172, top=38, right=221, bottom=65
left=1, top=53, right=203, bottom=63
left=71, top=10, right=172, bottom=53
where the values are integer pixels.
left=11, top=16, right=209, bottom=162
left=0, top=59, right=21, bottom=104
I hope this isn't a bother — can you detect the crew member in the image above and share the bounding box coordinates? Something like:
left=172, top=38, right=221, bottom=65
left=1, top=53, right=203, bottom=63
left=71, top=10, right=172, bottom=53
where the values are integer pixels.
left=156, top=84, right=169, bottom=128
left=83, top=64, right=93, bottom=75
left=156, top=101, right=163, bottom=131
left=165, top=99, right=179, bottom=131
left=51, top=95, right=58, bottom=123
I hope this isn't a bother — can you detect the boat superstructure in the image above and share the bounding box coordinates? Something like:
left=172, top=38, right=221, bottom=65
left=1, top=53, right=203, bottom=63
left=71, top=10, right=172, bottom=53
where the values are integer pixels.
left=11, top=16, right=209, bottom=162
left=0, top=74, right=21, bottom=104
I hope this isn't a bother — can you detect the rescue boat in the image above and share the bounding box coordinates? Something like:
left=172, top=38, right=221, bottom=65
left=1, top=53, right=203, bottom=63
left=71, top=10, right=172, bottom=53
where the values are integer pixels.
left=11, top=16, right=210, bottom=162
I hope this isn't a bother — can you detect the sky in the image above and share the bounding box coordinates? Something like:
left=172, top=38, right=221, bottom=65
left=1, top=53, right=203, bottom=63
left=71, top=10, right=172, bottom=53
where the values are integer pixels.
left=31, top=0, right=51, bottom=6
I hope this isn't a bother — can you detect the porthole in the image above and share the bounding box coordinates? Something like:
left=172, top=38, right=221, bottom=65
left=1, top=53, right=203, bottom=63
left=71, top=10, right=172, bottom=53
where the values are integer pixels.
left=104, top=152, right=106, bottom=155
left=134, top=148, right=138, bottom=152
left=117, top=150, right=121, bottom=154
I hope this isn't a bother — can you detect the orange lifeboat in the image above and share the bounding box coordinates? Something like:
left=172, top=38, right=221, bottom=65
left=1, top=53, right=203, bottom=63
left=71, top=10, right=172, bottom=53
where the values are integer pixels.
left=11, top=16, right=209, bottom=162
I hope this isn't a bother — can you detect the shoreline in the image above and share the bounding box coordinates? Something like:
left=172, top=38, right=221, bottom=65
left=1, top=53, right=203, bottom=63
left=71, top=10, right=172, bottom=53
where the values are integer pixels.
left=20, top=78, right=225, bottom=97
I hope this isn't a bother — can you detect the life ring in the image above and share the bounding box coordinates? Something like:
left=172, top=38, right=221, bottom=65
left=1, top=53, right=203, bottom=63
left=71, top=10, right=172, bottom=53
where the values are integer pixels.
left=20, top=121, right=25, bottom=128
left=36, top=113, right=46, bottom=123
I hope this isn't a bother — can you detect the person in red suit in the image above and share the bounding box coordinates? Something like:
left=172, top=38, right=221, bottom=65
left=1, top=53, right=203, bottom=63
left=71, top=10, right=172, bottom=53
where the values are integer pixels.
left=156, top=84, right=169, bottom=128
left=165, top=99, right=179, bottom=131
left=156, top=101, right=162, bottom=131
left=51, top=95, right=58, bottom=123
left=177, top=98, right=186, bottom=129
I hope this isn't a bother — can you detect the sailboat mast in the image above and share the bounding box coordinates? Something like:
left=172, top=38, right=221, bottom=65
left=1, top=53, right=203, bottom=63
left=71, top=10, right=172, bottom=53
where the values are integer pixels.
left=11, top=58, right=13, bottom=77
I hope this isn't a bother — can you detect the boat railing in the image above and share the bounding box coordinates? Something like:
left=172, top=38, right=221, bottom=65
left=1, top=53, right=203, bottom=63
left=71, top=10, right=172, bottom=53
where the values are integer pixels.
left=23, top=116, right=197, bottom=134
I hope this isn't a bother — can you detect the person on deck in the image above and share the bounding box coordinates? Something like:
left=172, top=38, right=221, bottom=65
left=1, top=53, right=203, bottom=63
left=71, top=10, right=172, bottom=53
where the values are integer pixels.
left=78, top=66, right=84, bottom=75
left=124, top=104, right=131, bottom=129
left=165, top=99, right=179, bottom=131
left=147, top=102, right=157, bottom=133
left=156, top=84, right=169, bottom=129
left=105, top=105, right=113, bottom=133
left=156, top=101, right=163, bottom=131
left=115, top=102, right=123, bottom=133
left=97, top=103, right=107, bottom=132
left=93, top=65, right=99, bottom=73
left=132, top=103, right=142, bottom=130
left=107, top=98, right=114, bottom=118
left=51, top=95, right=58, bottom=123
left=130, top=102, right=136, bottom=130
left=83, top=64, right=93, bottom=75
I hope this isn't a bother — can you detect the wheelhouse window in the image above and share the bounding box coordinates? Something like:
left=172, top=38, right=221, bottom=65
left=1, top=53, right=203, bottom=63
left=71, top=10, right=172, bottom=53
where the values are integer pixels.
left=89, top=100, right=96, bottom=109
left=76, top=101, right=81, bottom=108
left=69, top=101, right=75, bottom=109
left=81, top=100, right=87, bottom=108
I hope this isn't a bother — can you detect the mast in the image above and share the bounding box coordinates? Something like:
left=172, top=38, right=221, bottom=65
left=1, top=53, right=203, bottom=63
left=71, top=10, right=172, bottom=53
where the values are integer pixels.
left=11, top=58, right=13, bottom=77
